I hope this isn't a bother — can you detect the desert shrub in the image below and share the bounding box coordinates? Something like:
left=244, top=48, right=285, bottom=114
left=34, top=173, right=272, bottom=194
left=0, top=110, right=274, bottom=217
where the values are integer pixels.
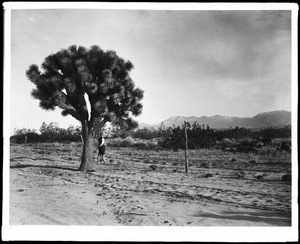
left=106, top=136, right=158, bottom=150
left=256, top=146, right=276, bottom=157
left=160, top=123, right=218, bottom=150
left=131, top=124, right=172, bottom=140
left=134, top=140, right=149, bottom=150
left=252, top=125, right=291, bottom=139
left=11, top=122, right=83, bottom=144
left=149, top=138, right=159, bottom=149
left=135, top=139, right=158, bottom=150
left=160, top=122, right=292, bottom=152
left=107, top=136, right=136, bottom=147
left=11, top=121, right=291, bottom=148
left=39, top=122, right=81, bottom=142
left=10, top=132, right=41, bottom=144
left=121, top=136, right=136, bottom=147
left=106, top=137, right=121, bottom=147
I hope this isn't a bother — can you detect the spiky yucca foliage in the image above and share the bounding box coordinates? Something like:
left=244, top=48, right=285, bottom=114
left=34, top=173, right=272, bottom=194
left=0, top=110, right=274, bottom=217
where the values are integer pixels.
left=26, top=45, right=143, bottom=171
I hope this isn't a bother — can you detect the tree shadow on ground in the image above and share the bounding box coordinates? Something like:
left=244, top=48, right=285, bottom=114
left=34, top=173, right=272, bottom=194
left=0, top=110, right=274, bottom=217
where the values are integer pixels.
left=10, top=164, right=79, bottom=172
left=10, top=156, right=56, bottom=162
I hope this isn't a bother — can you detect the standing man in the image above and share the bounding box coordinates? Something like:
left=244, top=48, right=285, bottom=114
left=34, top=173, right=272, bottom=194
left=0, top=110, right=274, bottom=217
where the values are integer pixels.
left=97, top=134, right=106, bottom=164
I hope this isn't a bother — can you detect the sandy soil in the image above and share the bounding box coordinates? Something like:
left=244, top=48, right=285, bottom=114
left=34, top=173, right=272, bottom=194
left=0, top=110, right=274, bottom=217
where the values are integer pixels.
left=9, top=143, right=291, bottom=226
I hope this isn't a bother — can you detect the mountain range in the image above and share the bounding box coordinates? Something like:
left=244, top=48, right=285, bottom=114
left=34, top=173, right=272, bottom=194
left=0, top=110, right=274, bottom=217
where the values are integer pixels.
left=139, top=110, right=291, bottom=129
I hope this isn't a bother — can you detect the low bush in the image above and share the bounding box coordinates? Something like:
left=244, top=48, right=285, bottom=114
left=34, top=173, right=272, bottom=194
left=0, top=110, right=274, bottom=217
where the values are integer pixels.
left=107, top=136, right=158, bottom=150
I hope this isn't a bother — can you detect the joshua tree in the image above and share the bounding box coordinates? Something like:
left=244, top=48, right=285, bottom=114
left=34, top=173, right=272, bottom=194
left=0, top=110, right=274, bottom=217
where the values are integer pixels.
left=26, top=45, right=143, bottom=172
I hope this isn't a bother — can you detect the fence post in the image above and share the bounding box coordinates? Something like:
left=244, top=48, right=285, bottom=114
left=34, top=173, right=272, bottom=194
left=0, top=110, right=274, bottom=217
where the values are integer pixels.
left=24, top=135, right=27, bottom=152
left=184, top=121, right=189, bottom=173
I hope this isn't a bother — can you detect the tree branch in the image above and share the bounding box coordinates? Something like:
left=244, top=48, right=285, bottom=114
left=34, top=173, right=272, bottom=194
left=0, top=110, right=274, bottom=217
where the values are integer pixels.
left=62, top=90, right=88, bottom=122
left=57, top=91, right=83, bottom=121
left=77, top=95, right=89, bottom=121
left=63, top=108, right=83, bottom=121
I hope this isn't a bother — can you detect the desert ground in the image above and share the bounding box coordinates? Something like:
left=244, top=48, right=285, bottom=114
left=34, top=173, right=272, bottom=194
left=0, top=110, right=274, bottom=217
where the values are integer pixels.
left=9, top=142, right=291, bottom=226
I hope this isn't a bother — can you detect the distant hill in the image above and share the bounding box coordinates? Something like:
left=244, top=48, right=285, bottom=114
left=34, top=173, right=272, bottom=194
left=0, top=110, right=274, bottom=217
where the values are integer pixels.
left=138, top=110, right=291, bottom=129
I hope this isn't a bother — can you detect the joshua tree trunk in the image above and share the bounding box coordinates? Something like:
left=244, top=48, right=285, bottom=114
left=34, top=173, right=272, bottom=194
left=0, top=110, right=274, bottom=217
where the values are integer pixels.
left=78, top=121, right=95, bottom=172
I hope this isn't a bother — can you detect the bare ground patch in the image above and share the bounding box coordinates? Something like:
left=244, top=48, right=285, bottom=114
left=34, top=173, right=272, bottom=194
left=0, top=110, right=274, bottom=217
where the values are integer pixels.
left=9, top=143, right=291, bottom=226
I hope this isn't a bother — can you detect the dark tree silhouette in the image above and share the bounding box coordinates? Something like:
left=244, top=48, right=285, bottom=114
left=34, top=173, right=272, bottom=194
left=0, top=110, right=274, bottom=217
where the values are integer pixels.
left=26, top=45, right=143, bottom=172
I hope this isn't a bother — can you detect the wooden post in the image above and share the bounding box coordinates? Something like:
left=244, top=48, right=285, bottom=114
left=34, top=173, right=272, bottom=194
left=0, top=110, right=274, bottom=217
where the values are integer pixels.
left=184, top=121, right=189, bottom=173
left=24, top=135, right=27, bottom=152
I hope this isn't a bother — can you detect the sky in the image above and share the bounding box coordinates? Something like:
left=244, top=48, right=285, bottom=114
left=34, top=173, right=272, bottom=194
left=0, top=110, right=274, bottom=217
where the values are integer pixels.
left=8, top=6, right=294, bottom=134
